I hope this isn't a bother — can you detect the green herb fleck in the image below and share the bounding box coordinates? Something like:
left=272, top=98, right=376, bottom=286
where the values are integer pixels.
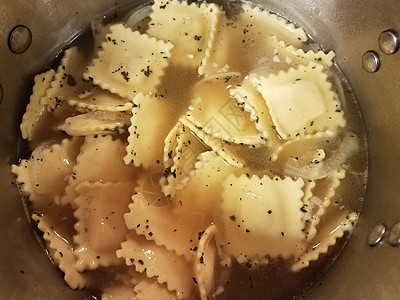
left=121, top=71, right=130, bottom=82
left=141, top=66, right=152, bottom=77
left=67, top=75, right=76, bottom=86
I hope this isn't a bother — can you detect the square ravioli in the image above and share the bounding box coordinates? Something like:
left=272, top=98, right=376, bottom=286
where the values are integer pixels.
left=250, top=62, right=346, bottom=140
left=147, top=0, right=222, bottom=70
left=84, top=24, right=173, bottom=99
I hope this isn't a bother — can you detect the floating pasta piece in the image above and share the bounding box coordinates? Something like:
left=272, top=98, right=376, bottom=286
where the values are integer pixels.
left=32, top=205, right=85, bottom=289
left=250, top=62, right=346, bottom=140
left=20, top=69, right=75, bottom=145
left=125, top=193, right=208, bottom=259
left=291, top=210, right=357, bottom=272
left=219, top=174, right=306, bottom=261
left=73, top=181, right=135, bottom=272
left=11, top=137, right=83, bottom=209
left=163, top=121, right=207, bottom=196
left=230, top=77, right=283, bottom=159
left=41, top=47, right=91, bottom=110
left=84, top=24, right=173, bottom=99
left=20, top=70, right=55, bottom=140
left=202, top=3, right=307, bottom=75
left=173, top=123, right=207, bottom=184
left=274, top=39, right=336, bottom=69
left=177, top=151, right=247, bottom=220
left=195, top=224, right=217, bottom=300
left=117, top=233, right=193, bottom=299
left=134, top=279, right=178, bottom=300
left=161, top=121, right=182, bottom=196
left=180, top=116, right=244, bottom=168
left=124, top=93, right=173, bottom=169
left=186, top=73, right=265, bottom=146
left=302, top=169, right=346, bottom=241
left=61, top=111, right=131, bottom=136
left=164, top=121, right=182, bottom=169
left=68, top=87, right=132, bottom=112
left=147, top=0, right=222, bottom=70
left=300, top=179, right=316, bottom=235
left=61, top=135, right=137, bottom=206
left=11, top=159, right=33, bottom=197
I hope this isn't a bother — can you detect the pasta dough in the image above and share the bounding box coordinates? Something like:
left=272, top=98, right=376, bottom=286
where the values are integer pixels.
left=84, top=24, right=173, bottom=99
left=73, top=181, right=135, bottom=271
left=117, top=233, right=193, bottom=299
left=250, top=62, right=346, bottom=140
left=219, top=174, right=306, bottom=260
left=147, top=0, right=222, bottom=70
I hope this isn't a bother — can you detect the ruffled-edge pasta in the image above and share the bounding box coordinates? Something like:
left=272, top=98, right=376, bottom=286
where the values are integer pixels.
left=61, top=111, right=131, bottom=136
left=40, top=47, right=91, bottom=110
left=61, top=135, right=137, bottom=206
left=186, top=72, right=265, bottom=146
left=11, top=137, right=83, bottom=208
left=291, top=211, right=358, bottom=272
left=240, top=3, right=308, bottom=46
left=302, top=169, right=346, bottom=241
left=125, top=193, right=209, bottom=260
left=180, top=116, right=244, bottom=168
left=117, top=233, right=193, bottom=299
left=250, top=62, right=346, bottom=140
left=162, top=121, right=207, bottom=197
left=84, top=24, right=173, bottom=99
left=219, top=174, right=306, bottom=261
left=124, top=93, right=172, bottom=169
left=73, top=181, right=135, bottom=272
left=300, top=179, right=316, bottom=235
left=174, top=123, right=207, bottom=183
left=161, top=121, right=182, bottom=197
left=32, top=208, right=85, bottom=290
left=134, top=279, right=178, bottom=300
left=147, top=0, right=222, bottom=71
left=195, top=224, right=217, bottom=300
left=201, top=3, right=307, bottom=75
left=274, top=39, right=336, bottom=69
left=68, top=87, right=133, bottom=112
left=230, top=77, right=283, bottom=160
left=20, top=70, right=55, bottom=140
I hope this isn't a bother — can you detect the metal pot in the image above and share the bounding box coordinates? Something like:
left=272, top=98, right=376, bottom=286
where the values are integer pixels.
left=0, top=0, right=399, bottom=299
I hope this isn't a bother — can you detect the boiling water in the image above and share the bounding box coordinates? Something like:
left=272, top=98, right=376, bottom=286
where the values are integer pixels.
left=15, top=1, right=368, bottom=299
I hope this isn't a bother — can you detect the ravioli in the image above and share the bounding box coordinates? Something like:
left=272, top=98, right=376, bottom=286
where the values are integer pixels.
left=84, top=24, right=173, bottom=99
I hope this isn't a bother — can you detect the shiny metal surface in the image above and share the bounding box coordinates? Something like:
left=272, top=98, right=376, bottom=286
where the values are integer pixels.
left=379, top=29, right=399, bottom=55
left=8, top=25, right=32, bottom=54
left=362, top=50, right=380, bottom=73
left=1, top=0, right=400, bottom=299
left=366, top=223, right=387, bottom=247
left=387, top=222, right=400, bottom=247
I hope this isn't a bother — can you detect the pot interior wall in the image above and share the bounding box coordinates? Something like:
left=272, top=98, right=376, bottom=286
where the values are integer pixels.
left=0, top=0, right=399, bottom=299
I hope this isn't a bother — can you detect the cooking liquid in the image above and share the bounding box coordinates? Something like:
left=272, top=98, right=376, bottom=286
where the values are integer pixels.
left=17, top=1, right=368, bottom=299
